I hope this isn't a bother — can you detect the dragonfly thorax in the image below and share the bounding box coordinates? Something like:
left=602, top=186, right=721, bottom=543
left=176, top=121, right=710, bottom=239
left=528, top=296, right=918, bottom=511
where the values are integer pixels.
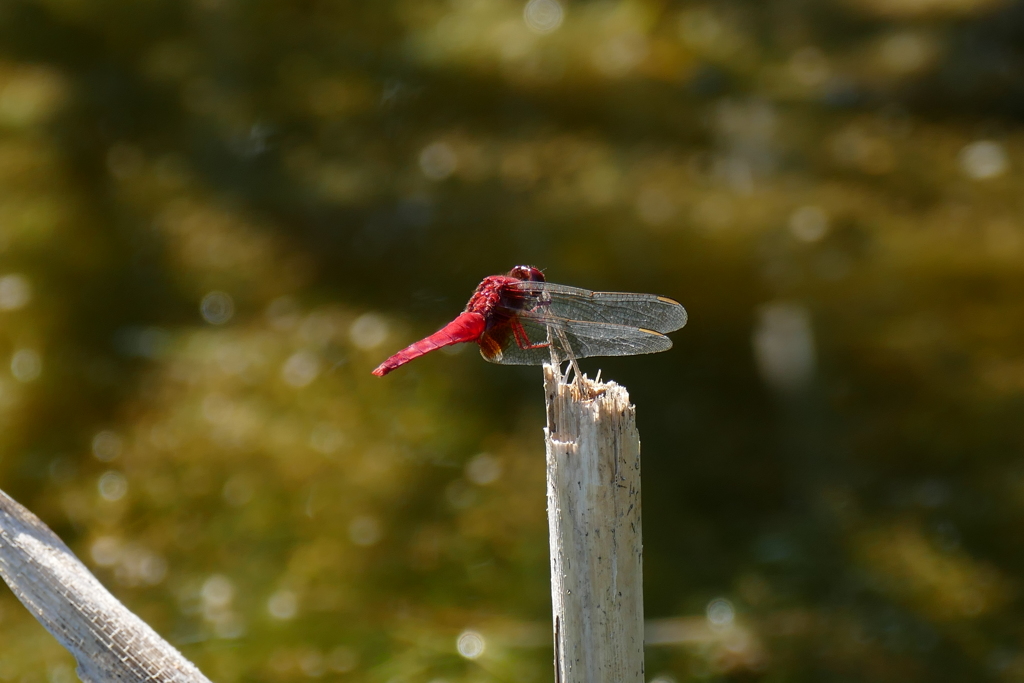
left=465, top=275, right=519, bottom=318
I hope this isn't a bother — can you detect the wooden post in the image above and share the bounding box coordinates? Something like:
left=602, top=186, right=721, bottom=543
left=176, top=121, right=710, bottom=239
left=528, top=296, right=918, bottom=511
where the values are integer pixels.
left=544, top=364, right=644, bottom=683
left=0, top=488, right=211, bottom=683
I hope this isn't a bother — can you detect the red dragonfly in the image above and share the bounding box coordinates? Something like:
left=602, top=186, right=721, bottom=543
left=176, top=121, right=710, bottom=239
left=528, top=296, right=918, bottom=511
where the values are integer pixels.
left=372, top=266, right=686, bottom=377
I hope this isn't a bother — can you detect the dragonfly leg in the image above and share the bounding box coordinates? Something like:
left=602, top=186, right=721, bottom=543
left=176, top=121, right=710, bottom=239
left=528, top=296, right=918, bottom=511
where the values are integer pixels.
left=566, top=353, right=584, bottom=389
left=546, top=325, right=588, bottom=397
left=512, top=318, right=588, bottom=391
left=510, top=318, right=551, bottom=351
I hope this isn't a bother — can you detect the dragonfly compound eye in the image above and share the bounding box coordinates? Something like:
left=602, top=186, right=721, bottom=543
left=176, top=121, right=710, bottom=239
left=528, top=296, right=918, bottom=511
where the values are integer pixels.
left=510, top=265, right=546, bottom=282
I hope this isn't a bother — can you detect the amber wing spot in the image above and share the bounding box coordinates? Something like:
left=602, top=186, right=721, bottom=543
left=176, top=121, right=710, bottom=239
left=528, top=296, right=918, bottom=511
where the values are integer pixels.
left=478, top=334, right=504, bottom=361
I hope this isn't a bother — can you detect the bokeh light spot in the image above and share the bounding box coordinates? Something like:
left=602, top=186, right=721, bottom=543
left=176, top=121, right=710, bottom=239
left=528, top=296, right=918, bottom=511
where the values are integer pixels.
left=134, top=552, right=168, bottom=586
left=98, top=471, right=128, bottom=502
left=10, top=349, right=42, bottom=383
left=523, top=0, right=564, bottom=34
left=327, top=646, right=358, bottom=673
left=90, top=536, right=122, bottom=567
left=959, top=140, right=1008, bottom=180
left=789, top=206, right=829, bottom=242
left=91, top=430, right=122, bottom=462
left=0, top=66, right=66, bottom=127
left=592, top=32, right=649, bottom=77
left=465, top=453, right=502, bottom=485
left=349, top=515, right=382, bottom=546
left=200, top=291, right=235, bottom=325
left=349, top=313, right=389, bottom=349
left=281, top=350, right=321, bottom=387
left=267, top=589, right=298, bottom=620
left=706, top=597, right=735, bottom=627
left=456, top=630, right=485, bottom=659
left=203, top=575, right=235, bottom=609
left=879, top=32, right=935, bottom=74
left=753, top=303, right=816, bottom=393
left=298, top=650, right=324, bottom=677
left=0, top=274, right=31, bottom=310
left=419, top=142, right=458, bottom=180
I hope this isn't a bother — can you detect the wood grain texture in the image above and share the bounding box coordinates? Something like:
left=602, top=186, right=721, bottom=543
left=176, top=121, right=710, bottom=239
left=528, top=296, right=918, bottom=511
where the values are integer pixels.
left=0, top=488, right=211, bottom=683
left=544, top=364, right=644, bottom=683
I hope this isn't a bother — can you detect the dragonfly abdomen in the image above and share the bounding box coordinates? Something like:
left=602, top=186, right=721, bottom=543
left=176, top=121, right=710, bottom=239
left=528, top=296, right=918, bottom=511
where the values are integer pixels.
left=371, top=311, right=486, bottom=376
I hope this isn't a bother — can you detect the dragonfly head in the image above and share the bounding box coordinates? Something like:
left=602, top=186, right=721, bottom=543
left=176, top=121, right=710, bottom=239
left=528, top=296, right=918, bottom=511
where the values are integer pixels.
left=509, top=265, right=545, bottom=282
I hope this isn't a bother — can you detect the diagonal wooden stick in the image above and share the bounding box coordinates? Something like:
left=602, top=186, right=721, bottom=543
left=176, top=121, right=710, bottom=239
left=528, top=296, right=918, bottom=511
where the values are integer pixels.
left=0, top=488, right=211, bottom=683
left=543, top=363, right=644, bottom=683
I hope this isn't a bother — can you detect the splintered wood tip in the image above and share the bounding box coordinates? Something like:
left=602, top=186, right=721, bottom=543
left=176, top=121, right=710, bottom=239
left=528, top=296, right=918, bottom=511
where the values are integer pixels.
left=542, top=362, right=636, bottom=447
left=542, top=362, right=630, bottom=406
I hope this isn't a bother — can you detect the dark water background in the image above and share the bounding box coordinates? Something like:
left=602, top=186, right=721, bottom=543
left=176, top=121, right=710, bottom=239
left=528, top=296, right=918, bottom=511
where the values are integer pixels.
left=2, top=0, right=1024, bottom=681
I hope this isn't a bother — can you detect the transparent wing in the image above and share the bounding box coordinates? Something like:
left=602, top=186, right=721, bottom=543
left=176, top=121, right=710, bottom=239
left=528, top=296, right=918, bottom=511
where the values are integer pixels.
left=479, top=315, right=673, bottom=366
left=502, top=281, right=687, bottom=334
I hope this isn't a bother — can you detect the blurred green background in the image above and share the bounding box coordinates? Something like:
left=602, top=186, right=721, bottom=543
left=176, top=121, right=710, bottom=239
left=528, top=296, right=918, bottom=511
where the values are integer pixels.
left=1, top=0, right=1024, bottom=681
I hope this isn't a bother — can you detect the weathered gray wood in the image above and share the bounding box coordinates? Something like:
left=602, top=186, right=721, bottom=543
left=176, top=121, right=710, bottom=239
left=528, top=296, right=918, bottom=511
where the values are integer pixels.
left=0, top=488, right=211, bottom=683
left=544, top=363, right=644, bottom=683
